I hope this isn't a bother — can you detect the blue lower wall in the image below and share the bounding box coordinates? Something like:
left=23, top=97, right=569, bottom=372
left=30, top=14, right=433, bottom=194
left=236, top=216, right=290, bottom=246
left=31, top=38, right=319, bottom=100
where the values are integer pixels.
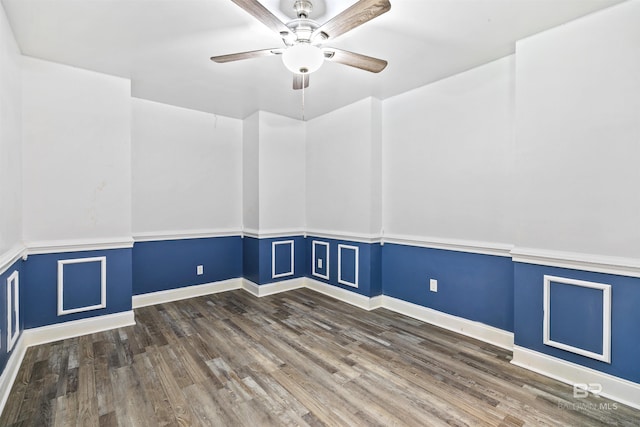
left=23, top=248, right=132, bottom=329
left=133, top=236, right=242, bottom=295
left=306, top=237, right=381, bottom=298
left=243, top=236, right=306, bottom=285
left=0, top=258, right=22, bottom=375
left=514, top=262, right=640, bottom=383
left=382, top=244, right=514, bottom=331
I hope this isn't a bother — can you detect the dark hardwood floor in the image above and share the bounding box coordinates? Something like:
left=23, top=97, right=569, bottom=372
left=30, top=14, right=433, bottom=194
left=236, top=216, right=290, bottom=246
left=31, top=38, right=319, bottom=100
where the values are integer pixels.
left=1, top=288, right=638, bottom=426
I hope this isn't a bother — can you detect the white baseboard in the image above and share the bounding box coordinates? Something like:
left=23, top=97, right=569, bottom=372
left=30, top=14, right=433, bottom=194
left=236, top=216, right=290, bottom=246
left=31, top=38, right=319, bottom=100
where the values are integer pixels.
left=22, top=311, right=136, bottom=348
left=302, top=281, right=513, bottom=353
left=242, top=277, right=305, bottom=297
left=0, top=310, right=135, bottom=416
left=132, top=278, right=243, bottom=308
left=381, top=296, right=515, bottom=351
left=370, top=295, right=384, bottom=309
left=0, top=335, right=27, bottom=417
left=304, top=278, right=381, bottom=311
left=511, top=346, right=640, bottom=410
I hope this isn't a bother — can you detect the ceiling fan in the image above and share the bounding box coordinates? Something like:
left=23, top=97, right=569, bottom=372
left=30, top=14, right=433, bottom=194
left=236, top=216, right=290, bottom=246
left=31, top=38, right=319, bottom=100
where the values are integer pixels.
left=210, top=0, right=391, bottom=90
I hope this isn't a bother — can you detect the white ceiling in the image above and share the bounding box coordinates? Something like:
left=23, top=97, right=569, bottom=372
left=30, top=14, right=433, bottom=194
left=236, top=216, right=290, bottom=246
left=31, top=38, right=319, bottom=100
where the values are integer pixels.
left=2, top=0, right=626, bottom=120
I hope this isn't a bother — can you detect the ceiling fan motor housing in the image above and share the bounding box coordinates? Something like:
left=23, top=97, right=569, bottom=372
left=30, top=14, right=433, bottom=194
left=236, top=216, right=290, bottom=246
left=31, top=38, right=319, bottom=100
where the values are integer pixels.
left=286, top=18, right=320, bottom=44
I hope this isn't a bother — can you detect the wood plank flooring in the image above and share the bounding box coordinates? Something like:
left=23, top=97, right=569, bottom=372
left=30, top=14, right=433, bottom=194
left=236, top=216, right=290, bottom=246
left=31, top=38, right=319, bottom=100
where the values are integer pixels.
left=2, top=288, right=638, bottom=426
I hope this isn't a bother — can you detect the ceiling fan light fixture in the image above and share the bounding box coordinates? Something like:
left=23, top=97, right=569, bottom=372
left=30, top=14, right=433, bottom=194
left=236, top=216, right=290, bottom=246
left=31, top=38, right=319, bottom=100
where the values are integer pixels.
left=282, top=43, right=324, bottom=74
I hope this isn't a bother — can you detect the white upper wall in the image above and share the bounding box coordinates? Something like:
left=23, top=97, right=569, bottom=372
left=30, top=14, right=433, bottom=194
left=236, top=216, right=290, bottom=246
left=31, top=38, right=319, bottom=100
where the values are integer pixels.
left=22, top=58, right=132, bottom=244
left=382, top=56, right=515, bottom=245
left=306, top=97, right=382, bottom=237
left=257, top=111, right=305, bottom=232
left=0, top=4, right=22, bottom=256
left=10, top=0, right=638, bottom=263
left=132, top=98, right=242, bottom=235
left=242, top=111, right=260, bottom=232
left=514, top=1, right=640, bottom=259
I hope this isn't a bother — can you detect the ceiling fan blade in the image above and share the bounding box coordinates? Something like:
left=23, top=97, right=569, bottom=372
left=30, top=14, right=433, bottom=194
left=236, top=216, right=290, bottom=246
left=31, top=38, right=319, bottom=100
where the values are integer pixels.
left=293, top=73, right=310, bottom=90
left=313, top=0, right=391, bottom=41
left=210, top=48, right=282, bottom=63
left=323, top=48, right=387, bottom=73
left=230, top=0, right=290, bottom=35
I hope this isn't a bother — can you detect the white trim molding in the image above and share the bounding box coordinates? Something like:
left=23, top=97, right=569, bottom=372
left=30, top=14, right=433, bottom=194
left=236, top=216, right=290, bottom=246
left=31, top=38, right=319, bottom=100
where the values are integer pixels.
left=242, top=278, right=305, bottom=297
left=272, top=240, right=295, bottom=279
left=0, top=245, right=26, bottom=276
left=133, top=229, right=242, bottom=242
left=243, top=229, right=305, bottom=239
left=512, top=346, right=640, bottom=411
left=384, top=233, right=513, bottom=257
left=22, top=311, right=135, bottom=348
left=132, top=278, right=243, bottom=308
left=27, top=236, right=134, bottom=255
left=0, top=335, right=26, bottom=417
left=543, top=275, right=611, bottom=363
left=0, top=311, right=135, bottom=416
left=6, top=271, right=20, bottom=351
left=57, top=256, right=107, bottom=316
left=305, top=278, right=379, bottom=311
left=311, top=240, right=330, bottom=280
left=512, top=247, right=640, bottom=278
left=305, top=229, right=381, bottom=244
left=382, top=296, right=515, bottom=350
left=338, top=244, right=359, bottom=288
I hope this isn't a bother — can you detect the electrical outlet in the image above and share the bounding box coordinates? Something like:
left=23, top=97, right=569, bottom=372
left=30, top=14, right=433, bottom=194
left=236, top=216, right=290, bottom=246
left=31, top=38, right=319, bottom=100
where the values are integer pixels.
left=197, top=265, right=204, bottom=275
left=429, top=278, right=438, bottom=292
left=318, top=259, right=323, bottom=269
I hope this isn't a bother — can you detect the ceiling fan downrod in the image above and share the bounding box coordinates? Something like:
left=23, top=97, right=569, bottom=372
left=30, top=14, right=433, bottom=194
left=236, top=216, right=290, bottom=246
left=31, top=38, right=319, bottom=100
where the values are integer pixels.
left=293, top=0, right=313, bottom=19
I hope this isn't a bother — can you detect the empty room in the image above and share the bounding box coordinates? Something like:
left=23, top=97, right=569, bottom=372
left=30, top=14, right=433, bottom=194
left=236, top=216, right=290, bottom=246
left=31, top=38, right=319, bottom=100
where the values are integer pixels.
left=0, top=0, right=639, bottom=425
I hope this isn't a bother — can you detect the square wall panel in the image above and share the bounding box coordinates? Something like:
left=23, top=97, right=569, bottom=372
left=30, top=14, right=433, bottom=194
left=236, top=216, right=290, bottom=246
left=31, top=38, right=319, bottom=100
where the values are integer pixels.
left=272, top=240, right=294, bottom=279
left=543, top=275, right=611, bottom=363
left=338, top=244, right=359, bottom=288
left=57, top=257, right=107, bottom=315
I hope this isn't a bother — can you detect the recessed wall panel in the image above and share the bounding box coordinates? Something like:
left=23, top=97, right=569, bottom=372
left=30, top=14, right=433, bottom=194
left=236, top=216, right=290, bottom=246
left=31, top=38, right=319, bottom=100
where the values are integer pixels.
left=312, top=241, right=329, bottom=280
left=338, top=244, right=359, bottom=288
left=272, top=240, right=294, bottom=279
left=543, top=275, right=611, bottom=363
left=57, top=257, right=106, bottom=316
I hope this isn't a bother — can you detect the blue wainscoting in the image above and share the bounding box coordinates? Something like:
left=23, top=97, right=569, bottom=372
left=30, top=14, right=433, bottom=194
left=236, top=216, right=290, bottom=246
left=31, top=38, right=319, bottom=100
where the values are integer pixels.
left=0, top=258, right=22, bottom=374
left=4, top=230, right=639, bottom=406
left=382, top=243, right=514, bottom=332
left=133, top=236, right=242, bottom=295
left=243, top=236, right=306, bottom=285
left=242, top=237, right=260, bottom=284
left=306, top=237, right=381, bottom=298
left=514, top=262, right=640, bottom=383
left=22, top=248, right=132, bottom=328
